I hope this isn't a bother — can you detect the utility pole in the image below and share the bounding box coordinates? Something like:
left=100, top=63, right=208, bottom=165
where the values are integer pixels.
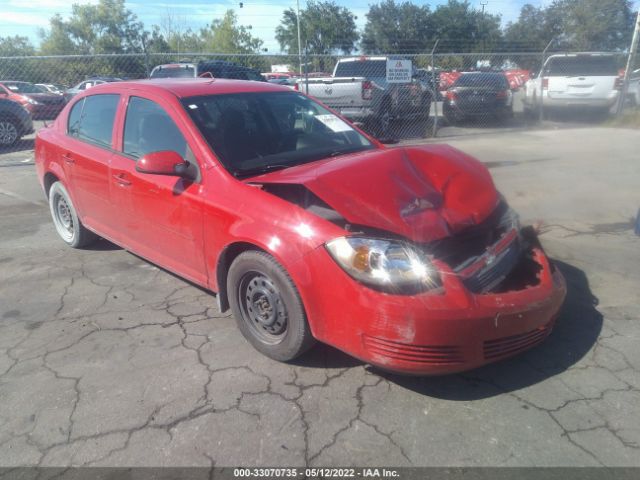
left=297, top=0, right=303, bottom=76
left=480, top=1, right=487, bottom=14
left=539, top=38, right=555, bottom=123
left=617, top=9, right=640, bottom=115
left=431, top=39, right=439, bottom=138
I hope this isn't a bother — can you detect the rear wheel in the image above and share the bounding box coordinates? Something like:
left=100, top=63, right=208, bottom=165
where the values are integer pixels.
left=443, top=105, right=460, bottom=125
left=227, top=251, right=316, bottom=361
left=48, top=181, right=97, bottom=248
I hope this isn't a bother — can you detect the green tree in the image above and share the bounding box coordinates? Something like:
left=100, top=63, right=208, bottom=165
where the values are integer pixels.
left=0, top=36, right=36, bottom=57
left=431, top=0, right=503, bottom=53
left=361, top=0, right=433, bottom=54
left=504, top=4, right=560, bottom=52
left=199, top=10, right=264, bottom=54
left=141, top=26, right=171, bottom=54
left=550, top=0, right=635, bottom=51
left=39, top=0, right=145, bottom=54
left=505, top=0, right=634, bottom=53
left=275, top=1, right=358, bottom=55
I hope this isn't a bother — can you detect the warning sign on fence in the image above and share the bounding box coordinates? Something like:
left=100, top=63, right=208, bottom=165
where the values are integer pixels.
left=386, top=59, right=412, bottom=83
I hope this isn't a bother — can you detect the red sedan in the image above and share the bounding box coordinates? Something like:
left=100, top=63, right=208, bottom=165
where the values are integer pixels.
left=35, top=79, right=566, bottom=375
left=0, top=81, right=66, bottom=120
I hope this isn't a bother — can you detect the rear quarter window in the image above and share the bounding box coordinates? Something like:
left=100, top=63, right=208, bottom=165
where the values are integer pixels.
left=334, top=60, right=387, bottom=78
left=546, top=57, right=619, bottom=76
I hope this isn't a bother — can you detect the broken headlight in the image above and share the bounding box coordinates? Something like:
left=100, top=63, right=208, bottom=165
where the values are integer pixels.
left=325, top=237, right=441, bottom=293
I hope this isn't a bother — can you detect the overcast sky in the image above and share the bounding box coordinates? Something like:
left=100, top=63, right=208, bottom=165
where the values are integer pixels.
left=1, top=0, right=638, bottom=53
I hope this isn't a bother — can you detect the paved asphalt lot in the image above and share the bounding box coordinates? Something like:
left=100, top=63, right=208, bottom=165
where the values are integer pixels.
left=0, top=124, right=639, bottom=467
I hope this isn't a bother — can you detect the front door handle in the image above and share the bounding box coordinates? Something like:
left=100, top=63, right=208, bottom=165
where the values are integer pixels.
left=62, top=153, right=74, bottom=164
left=112, top=173, right=132, bottom=186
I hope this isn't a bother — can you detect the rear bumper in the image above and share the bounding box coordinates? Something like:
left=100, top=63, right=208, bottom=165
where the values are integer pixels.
left=444, top=101, right=511, bottom=117
left=297, top=236, right=566, bottom=376
left=544, top=93, right=618, bottom=109
left=334, top=107, right=375, bottom=122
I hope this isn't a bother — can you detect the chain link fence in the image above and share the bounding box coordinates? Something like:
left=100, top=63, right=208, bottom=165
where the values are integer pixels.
left=0, top=50, right=637, bottom=152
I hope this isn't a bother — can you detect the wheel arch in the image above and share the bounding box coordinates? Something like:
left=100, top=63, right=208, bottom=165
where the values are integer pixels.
left=215, top=241, right=269, bottom=312
left=43, top=171, right=60, bottom=198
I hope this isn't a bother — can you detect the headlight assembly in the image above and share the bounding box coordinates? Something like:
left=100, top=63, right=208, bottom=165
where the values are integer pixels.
left=325, top=237, right=441, bottom=293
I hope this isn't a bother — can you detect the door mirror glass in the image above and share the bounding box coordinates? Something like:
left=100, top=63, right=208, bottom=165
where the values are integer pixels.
left=136, top=150, right=189, bottom=176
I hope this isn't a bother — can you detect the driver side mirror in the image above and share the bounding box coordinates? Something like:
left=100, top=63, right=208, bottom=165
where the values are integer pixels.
left=136, top=150, right=190, bottom=177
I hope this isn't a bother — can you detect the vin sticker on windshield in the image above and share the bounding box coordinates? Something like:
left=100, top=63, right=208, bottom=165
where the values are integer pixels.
left=315, top=114, right=352, bottom=133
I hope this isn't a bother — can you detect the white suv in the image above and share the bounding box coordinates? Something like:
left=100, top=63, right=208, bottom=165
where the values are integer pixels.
left=523, top=53, right=621, bottom=114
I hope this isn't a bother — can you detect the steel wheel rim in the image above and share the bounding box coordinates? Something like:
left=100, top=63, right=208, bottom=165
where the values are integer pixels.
left=238, top=271, right=288, bottom=344
left=51, top=191, right=75, bottom=242
left=0, top=121, right=18, bottom=145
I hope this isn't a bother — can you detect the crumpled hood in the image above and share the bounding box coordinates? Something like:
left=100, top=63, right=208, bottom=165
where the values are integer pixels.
left=251, top=145, right=500, bottom=243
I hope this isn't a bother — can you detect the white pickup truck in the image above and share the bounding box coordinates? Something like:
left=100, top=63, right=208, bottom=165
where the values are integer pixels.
left=296, top=57, right=432, bottom=138
left=523, top=53, right=621, bottom=115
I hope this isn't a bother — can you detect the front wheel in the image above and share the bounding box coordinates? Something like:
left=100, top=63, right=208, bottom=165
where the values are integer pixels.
left=48, top=181, right=97, bottom=248
left=0, top=117, right=20, bottom=147
left=227, top=251, right=316, bottom=362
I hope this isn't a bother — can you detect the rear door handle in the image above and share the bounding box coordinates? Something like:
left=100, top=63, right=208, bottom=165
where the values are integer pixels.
left=62, top=153, right=74, bottom=164
left=112, top=173, right=132, bottom=186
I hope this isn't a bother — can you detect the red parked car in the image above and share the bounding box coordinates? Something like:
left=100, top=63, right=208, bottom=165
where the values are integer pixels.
left=35, top=79, right=566, bottom=375
left=0, top=81, right=66, bottom=120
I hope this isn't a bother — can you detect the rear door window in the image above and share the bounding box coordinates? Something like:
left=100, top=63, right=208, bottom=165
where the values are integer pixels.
left=334, top=60, right=387, bottom=78
left=67, top=94, right=119, bottom=148
left=546, top=57, right=618, bottom=76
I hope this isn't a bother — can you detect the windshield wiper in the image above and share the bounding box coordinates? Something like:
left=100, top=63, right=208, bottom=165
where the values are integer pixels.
left=234, top=164, right=290, bottom=178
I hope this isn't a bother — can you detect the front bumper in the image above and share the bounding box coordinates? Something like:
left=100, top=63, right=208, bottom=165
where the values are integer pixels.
left=298, top=235, right=566, bottom=375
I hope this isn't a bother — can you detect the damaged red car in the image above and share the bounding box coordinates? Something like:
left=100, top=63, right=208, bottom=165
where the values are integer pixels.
left=35, top=79, right=566, bottom=375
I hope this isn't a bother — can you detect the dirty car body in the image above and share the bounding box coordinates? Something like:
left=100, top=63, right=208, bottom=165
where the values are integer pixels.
left=35, top=78, right=566, bottom=375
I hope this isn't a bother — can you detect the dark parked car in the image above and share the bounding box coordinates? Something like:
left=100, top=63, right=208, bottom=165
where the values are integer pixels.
left=443, top=72, right=514, bottom=124
left=64, top=77, right=122, bottom=102
left=0, top=98, right=34, bottom=147
left=0, top=81, right=66, bottom=120
left=150, top=61, right=266, bottom=82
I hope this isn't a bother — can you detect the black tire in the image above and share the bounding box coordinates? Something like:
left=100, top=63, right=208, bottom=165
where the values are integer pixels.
left=227, top=250, right=316, bottom=361
left=442, top=105, right=460, bottom=126
left=0, top=115, right=20, bottom=148
left=497, top=106, right=514, bottom=123
left=48, top=181, right=98, bottom=248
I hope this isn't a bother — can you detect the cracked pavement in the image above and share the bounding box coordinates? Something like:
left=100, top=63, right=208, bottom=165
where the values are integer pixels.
left=0, top=127, right=639, bottom=467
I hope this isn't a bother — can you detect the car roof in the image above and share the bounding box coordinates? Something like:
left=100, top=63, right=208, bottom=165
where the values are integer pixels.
left=83, top=78, right=291, bottom=98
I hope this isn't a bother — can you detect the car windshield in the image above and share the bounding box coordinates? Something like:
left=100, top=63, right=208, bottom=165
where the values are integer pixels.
left=150, top=65, right=196, bottom=78
left=546, top=56, right=618, bottom=76
left=454, top=73, right=508, bottom=89
left=4, top=82, right=43, bottom=93
left=182, top=91, right=375, bottom=178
